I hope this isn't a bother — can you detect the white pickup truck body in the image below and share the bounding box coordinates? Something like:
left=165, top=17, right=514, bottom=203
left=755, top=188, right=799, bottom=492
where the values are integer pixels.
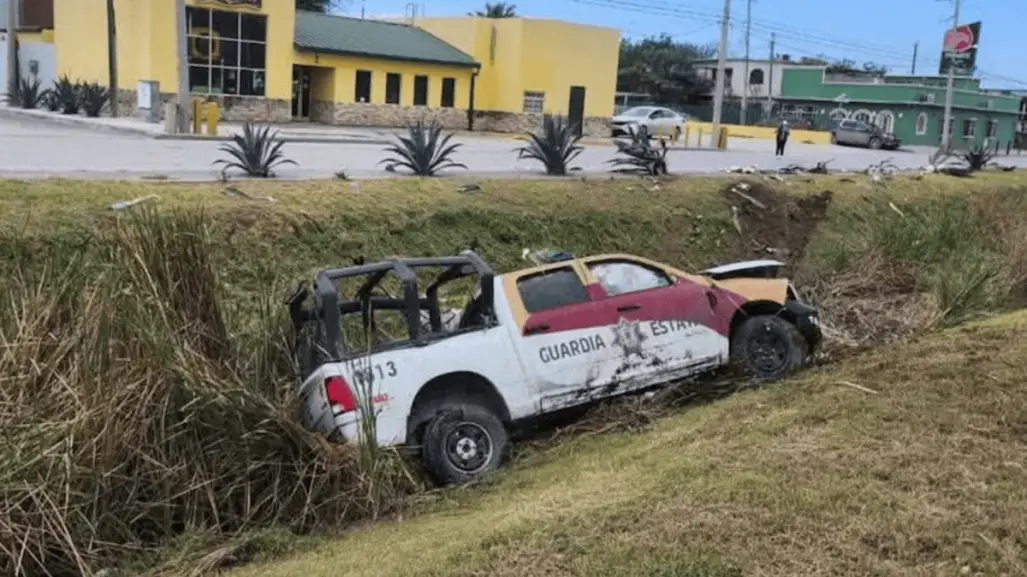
left=290, top=251, right=821, bottom=484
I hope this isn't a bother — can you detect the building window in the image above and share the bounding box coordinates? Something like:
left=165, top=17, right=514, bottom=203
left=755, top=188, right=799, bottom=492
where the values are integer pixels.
left=385, top=73, right=401, bottom=105
left=441, top=77, right=456, bottom=108
left=413, top=75, right=429, bottom=106
left=987, top=119, right=998, bottom=138
left=523, top=91, right=544, bottom=113
left=962, top=118, right=976, bottom=139
left=915, top=112, right=928, bottom=135
left=875, top=110, right=895, bottom=134
left=186, top=7, right=266, bottom=96
left=355, top=70, right=372, bottom=102
left=748, top=69, right=764, bottom=85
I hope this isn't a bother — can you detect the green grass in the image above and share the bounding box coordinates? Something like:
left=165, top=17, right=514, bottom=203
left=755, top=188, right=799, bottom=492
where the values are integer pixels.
left=2, top=171, right=1027, bottom=576
left=228, top=309, right=1027, bottom=577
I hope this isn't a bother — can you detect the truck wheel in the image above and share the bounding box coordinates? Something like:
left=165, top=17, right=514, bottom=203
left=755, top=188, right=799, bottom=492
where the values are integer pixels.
left=730, top=314, right=808, bottom=380
left=421, top=403, right=509, bottom=486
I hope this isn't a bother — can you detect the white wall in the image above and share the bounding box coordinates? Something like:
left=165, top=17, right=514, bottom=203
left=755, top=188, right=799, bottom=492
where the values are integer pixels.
left=0, top=35, right=56, bottom=93
left=698, top=61, right=807, bottom=100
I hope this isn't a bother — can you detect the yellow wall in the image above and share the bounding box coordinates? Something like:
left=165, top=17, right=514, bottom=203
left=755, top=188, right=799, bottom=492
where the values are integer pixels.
left=17, top=30, right=55, bottom=43
left=53, top=0, right=294, bottom=100
left=416, top=17, right=620, bottom=118
left=685, top=121, right=833, bottom=145
left=293, top=51, right=474, bottom=109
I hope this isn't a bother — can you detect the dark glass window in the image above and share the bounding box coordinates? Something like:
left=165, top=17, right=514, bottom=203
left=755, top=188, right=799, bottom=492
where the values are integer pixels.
left=441, top=77, right=455, bottom=108
left=517, top=268, right=590, bottom=313
left=185, top=7, right=266, bottom=97
left=355, top=70, right=372, bottom=102
left=413, top=75, right=429, bottom=106
left=385, top=73, right=401, bottom=105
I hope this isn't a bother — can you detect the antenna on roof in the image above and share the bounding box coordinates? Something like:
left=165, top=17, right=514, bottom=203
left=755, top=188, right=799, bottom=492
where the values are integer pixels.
left=361, top=0, right=365, bottom=18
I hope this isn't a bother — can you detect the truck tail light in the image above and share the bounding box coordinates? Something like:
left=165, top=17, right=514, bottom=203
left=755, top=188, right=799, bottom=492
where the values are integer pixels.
left=324, top=375, right=357, bottom=413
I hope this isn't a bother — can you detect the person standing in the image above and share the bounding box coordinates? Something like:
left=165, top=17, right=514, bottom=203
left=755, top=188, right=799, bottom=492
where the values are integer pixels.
left=775, top=120, right=791, bottom=156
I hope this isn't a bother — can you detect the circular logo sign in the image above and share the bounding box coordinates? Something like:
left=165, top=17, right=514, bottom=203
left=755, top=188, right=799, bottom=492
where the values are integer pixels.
left=944, top=25, right=975, bottom=53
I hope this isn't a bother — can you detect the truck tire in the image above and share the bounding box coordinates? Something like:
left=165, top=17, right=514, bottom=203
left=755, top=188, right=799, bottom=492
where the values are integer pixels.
left=868, top=136, right=882, bottom=149
left=421, top=403, right=509, bottom=486
left=730, top=314, right=808, bottom=380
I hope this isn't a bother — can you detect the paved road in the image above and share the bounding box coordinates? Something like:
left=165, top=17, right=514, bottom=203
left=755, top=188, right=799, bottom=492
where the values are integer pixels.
left=2, top=115, right=1026, bottom=180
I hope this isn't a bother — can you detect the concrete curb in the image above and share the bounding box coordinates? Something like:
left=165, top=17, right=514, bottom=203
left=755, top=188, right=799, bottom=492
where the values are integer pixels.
left=0, top=106, right=392, bottom=145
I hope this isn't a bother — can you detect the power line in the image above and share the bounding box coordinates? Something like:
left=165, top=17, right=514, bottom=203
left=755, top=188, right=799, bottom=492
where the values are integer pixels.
left=560, top=0, right=1027, bottom=88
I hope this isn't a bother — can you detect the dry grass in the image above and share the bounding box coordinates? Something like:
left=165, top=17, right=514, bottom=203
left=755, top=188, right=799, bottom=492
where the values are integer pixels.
left=229, top=310, right=1027, bottom=577
left=2, top=171, right=1027, bottom=576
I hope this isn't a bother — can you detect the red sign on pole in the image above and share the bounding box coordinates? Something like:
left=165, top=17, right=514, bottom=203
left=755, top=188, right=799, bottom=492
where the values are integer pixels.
left=943, top=25, right=975, bottom=53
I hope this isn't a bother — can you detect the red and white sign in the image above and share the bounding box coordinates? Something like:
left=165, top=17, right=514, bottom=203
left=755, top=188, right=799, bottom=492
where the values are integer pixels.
left=944, top=25, right=975, bottom=53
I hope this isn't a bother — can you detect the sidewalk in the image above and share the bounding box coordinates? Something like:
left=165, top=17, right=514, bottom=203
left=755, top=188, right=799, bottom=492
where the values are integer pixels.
left=0, top=105, right=392, bottom=144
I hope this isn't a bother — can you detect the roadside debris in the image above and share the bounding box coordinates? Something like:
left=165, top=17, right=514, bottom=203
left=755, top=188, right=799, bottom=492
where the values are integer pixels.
left=222, top=186, right=275, bottom=202
left=109, top=195, right=158, bottom=211
left=724, top=159, right=833, bottom=177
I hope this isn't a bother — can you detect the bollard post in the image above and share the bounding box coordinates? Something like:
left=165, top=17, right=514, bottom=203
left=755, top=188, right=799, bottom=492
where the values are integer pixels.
left=718, top=126, right=729, bottom=149
left=191, top=98, right=203, bottom=134
left=683, top=124, right=691, bottom=147
left=204, top=101, right=220, bottom=136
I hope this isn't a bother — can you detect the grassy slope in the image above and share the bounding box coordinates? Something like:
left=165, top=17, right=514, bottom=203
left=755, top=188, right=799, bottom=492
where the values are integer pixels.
left=230, top=309, right=1027, bottom=577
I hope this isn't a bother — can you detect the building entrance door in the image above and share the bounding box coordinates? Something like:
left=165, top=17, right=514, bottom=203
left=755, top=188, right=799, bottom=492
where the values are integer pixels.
left=568, top=86, right=586, bottom=136
left=292, top=66, right=312, bottom=120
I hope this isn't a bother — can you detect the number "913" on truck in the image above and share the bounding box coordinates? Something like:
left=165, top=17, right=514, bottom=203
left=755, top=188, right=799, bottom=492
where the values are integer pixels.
left=287, top=250, right=822, bottom=486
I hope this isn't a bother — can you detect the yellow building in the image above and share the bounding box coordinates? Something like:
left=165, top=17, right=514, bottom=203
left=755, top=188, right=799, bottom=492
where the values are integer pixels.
left=47, top=0, right=621, bottom=134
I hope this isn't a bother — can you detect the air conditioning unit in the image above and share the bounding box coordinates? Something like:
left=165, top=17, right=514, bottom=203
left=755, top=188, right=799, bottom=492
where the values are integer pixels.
left=927, top=93, right=936, bottom=103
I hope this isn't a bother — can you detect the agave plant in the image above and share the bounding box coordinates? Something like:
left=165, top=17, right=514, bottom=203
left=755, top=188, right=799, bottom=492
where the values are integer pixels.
left=3, top=75, right=46, bottom=109
left=515, top=114, right=584, bottom=175
left=379, top=119, right=466, bottom=176
left=42, top=88, right=61, bottom=112
left=962, top=141, right=997, bottom=172
left=213, top=122, right=297, bottom=178
left=78, top=82, right=110, bottom=117
left=607, top=124, right=669, bottom=176
left=52, top=75, right=82, bottom=115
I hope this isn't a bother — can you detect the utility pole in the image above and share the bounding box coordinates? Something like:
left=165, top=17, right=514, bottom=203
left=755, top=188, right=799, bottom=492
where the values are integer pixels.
left=361, top=0, right=366, bottom=18
left=710, top=0, right=731, bottom=148
left=106, top=0, right=118, bottom=117
left=767, top=32, right=775, bottom=120
left=911, top=41, right=918, bottom=75
left=940, top=0, right=960, bottom=151
left=740, top=0, right=753, bottom=125
left=174, top=0, right=190, bottom=133
left=6, top=0, right=18, bottom=94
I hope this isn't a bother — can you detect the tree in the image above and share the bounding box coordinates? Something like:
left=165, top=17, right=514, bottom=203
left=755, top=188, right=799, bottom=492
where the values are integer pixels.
left=824, top=58, right=889, bottom=77
left=469, top=2, right=517, bottom=17
left=296, top=0, right=337, bottom=12
left=617, top=35, right=715, bottom=105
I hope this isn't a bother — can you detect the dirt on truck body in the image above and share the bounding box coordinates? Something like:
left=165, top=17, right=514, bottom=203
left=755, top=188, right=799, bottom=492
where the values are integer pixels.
left=288, top=249, right=823, bottom=485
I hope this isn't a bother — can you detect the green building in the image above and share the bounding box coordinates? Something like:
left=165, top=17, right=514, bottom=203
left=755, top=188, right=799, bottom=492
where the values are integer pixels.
left=777, top=67, right=1021, bottom=147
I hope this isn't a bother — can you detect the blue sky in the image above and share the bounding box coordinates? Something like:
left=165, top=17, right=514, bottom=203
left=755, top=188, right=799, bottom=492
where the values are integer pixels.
left=348, top=0, right=1025, bottom=89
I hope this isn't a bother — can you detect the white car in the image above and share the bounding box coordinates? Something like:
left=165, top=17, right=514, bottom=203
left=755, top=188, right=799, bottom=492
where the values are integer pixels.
left=611, top=106, right=686, bottom=139
left=288, top=250, right=821, bottom=486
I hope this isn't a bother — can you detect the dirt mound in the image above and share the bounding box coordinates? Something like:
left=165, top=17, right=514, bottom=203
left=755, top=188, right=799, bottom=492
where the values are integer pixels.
left=721, top=179, right=833, bottom=264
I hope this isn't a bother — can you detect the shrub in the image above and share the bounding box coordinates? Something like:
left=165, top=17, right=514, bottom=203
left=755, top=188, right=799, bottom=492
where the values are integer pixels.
left=213, top=122, right=297, bottom=178
left=0, top=208, right=412, bottom=576
left=41, top=88, right=61, bottom=111
left=78, top=81, right=110, bottom=117
left=52, top=75, right=82, bottom=114
left=962, top=141, right=997, bottom=172
left=2, top=74, right=45, bottom=109
left=608, top=125, right=669, bottom=175
left=515, top=113, right=584, bottom=175
left=380, top=118, right=467, bottom=176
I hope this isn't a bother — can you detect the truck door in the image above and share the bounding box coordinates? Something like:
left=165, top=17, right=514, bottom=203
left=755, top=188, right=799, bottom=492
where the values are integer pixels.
left=508, top=263, right=610, bottom=413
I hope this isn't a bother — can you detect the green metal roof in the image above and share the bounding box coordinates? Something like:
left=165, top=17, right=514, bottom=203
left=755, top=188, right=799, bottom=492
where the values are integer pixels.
left=294, top=11, right=479, bottom=68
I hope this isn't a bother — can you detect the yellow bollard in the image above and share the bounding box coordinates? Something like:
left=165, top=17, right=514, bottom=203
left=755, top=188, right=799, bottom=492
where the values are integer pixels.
left=718, top=126, right=729, bottom=149
left=697, top=128, right=703, bottom=146
left=204, top=101, right=220, bottom=136
left=191, top=98, right=203, bottom=134
left=682, top=124, right=690, bottom=147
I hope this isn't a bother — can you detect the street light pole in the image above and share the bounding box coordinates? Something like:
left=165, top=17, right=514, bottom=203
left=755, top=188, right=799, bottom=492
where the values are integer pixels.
left=106, top=0, right=118, bottom=117
left=940, top=0, right=961, bottom=152
left=6, top=0, right=18, bottom=94
left=710, top=0, right=731, bottom=148
left=740, top=0, right=753, bottom=125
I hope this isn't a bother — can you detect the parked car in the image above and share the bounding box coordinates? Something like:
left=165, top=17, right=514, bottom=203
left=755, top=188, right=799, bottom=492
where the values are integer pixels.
left=288, top=249, right=822, bottom=485
left=831, top=119, right=901, bottom=150
left=610, top=106, right=687, bottom=139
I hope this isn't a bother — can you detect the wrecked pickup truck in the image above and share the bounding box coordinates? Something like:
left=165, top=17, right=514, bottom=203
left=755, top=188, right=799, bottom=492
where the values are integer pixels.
left=288, top=249, right=821, bottom=485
